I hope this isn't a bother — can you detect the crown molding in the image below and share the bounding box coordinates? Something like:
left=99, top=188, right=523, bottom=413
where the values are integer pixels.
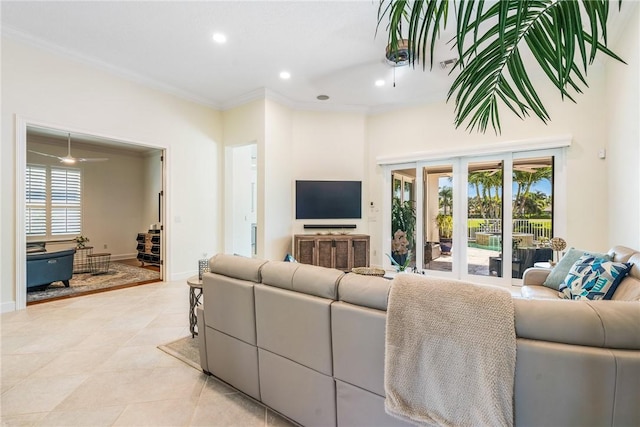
left=2, top=26, right=441, bottom=117
left=2, top=26, right=222, bottom=110
left=2, top=26, right=438, bottom=117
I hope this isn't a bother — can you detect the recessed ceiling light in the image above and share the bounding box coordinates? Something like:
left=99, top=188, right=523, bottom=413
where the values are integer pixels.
left=316, top=95, right=330, bottom=101
left=279, top=71, right=291, bottom=80
left=212, top=33, right=227, bottom=44
left=375, top=79, right=385, bottom=87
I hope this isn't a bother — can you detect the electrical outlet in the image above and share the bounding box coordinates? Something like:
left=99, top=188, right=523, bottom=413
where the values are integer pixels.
left=373, top=249, right=377, bottom=256
left=103, top=244, right=108, bottom=249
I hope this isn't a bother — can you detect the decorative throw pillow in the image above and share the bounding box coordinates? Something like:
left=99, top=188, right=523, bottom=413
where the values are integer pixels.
left=558, top=255, right=631, bottom=300
left=542, top=248, right=612, bottom=290
left=283, top=253, right=297, bottom=263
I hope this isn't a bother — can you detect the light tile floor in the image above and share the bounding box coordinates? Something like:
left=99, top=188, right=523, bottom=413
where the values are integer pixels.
left=1, top=280, right=296, bottom=426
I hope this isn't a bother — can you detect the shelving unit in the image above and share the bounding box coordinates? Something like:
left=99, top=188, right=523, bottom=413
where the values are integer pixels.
left=136, top=229, right=161, bottom=267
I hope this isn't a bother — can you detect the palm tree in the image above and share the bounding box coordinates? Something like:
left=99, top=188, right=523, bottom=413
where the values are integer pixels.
left=439, top=186, right=453, bottom=215
left=378, top=0, right=625, bottom=133
left=523, top=191, right=551, bottom=217
left=513, top=167, right=552, bottom=217
left=467, top=172, right=485, bottom=217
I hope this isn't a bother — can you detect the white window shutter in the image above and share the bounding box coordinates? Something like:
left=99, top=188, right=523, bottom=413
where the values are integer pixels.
left=25, top=165, right=47, bottom=236
left=50, top=168, right=82, bottom=235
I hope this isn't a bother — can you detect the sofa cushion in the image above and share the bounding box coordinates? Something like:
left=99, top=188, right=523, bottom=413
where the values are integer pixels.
left=338, top=273, right=391, bottom=311
left=261, top=261, right=341, bottom=300
left=613, top=276, right=640, bottom=301
left=559, top=255, right=631, bottom=300
left=254, top=284, right=333, bottom=375
left=331, top=302, right=387, bottom=396
left=542, top=248, right=612, bottom=290
left=258, top=348, right=336, bottom=427
left=202, top=274, right=258, bottom=345
left=208, top=253, right=267, bottom=283
left=520, top=285, right=562, bottom=300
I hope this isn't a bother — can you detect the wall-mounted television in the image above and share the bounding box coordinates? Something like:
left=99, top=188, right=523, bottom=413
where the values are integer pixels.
left=295, top=180, right=362, bottom=220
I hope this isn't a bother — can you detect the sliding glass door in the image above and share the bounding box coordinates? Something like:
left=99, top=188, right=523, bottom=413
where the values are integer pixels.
left=422, top=164, right=454, bottom=273
left=466, top=159, right=504, bottom=278
left=387, top=149, right=560, bottom=285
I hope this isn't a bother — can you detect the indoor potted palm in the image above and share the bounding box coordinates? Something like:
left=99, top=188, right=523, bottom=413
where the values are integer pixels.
left=436, top=213, right=453, bottom=254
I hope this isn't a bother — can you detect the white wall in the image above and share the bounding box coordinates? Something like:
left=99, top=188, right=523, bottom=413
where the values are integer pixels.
left=606, top=3, right=640, bottom=249
left=290, top=110, right=367, bottom=236
left=231, top=144, right=254, bottom=257
left=224, top=102, right=367, bottom=260
left=1, top=37, right=222, bottom=311
left=264, top=100, right=294, bottom=259
left=366, top=70, right=611, bottom=266
left=222, top=100, right=264, bottom=256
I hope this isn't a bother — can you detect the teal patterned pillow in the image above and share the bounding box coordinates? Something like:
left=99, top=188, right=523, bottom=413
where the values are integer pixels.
left=559, top=255, right=631, bottom=300
left=542, top=248, right=612, bottom=290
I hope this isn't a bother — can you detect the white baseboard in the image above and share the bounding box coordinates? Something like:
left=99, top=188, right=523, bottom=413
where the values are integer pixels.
left=170, top=270, right=198, bottom=282
left=111, top=253, right=138, bottom=261
left=1, top=300, right=17, bottom=313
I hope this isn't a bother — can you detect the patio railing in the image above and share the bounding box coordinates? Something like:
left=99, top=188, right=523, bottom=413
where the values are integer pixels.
left=468, top=218, right=552, bottom=244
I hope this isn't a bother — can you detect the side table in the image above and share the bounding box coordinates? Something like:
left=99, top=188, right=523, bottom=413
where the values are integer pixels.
left=73, top=246, right=94, bottom=273
left=187, top=276, right=203, bottom=338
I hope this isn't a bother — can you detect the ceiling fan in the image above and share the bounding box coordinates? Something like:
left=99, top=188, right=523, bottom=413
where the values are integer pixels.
left=29, top=133, right=109, bottom=164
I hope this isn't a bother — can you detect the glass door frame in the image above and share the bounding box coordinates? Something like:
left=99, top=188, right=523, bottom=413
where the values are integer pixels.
left=457, top=154, right=514, bottom=285
left=384, top=147, right=566, bottom=288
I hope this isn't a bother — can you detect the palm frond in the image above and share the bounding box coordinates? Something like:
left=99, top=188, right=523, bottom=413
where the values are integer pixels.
left=377, top=0, right=625, bottom=133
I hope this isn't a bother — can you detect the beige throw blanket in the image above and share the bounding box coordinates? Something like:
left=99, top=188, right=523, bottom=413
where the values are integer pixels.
left=385, top=274, right=516, bottom=427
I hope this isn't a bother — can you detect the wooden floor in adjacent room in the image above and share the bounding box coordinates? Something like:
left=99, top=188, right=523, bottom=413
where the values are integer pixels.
left=118, top=258, right=161, bottom=273
left=26, top=258, right=162, bottom=305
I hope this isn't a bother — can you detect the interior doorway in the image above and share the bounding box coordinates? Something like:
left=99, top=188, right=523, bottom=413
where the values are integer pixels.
left=225, top=143, right=257, bottom=257
left=16, top=119, right=167, bottom=309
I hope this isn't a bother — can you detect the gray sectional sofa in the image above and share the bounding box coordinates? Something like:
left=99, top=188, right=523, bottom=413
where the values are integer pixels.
left=521, top=245, right=640, bottom=301
left=197, top=252, right=640, bottom=427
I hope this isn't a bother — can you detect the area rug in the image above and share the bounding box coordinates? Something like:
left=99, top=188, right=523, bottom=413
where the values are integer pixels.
left=27, top=261, right=161, bottom=303
left=158, top=336, right=201, bottom=370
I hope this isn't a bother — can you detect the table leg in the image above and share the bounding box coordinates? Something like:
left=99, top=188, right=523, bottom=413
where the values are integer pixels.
left=189, top=287, right=203, bottom=338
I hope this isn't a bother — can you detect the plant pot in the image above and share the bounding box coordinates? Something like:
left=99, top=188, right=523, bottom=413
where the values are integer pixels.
left=439, top=238, right=452, bottom=255
left=392, top=253, right=407, bottom=266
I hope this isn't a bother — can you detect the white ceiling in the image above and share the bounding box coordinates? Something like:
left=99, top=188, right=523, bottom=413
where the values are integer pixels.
left=1, top=1, right=463, bottom=113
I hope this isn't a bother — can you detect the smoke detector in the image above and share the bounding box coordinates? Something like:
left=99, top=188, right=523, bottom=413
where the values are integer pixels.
left=385, top=39, right=411, bottom=67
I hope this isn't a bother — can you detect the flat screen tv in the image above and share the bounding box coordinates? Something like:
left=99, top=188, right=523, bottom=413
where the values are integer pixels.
left=295, top=180, right=362, bottom=219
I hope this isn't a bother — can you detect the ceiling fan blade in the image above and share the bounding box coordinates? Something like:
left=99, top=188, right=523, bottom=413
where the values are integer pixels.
left=77, top=157, right=109, bottom=162
left=28, top=150, right=63, bottom=160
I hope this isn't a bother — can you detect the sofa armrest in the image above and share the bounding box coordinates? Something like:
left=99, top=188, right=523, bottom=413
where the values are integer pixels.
left=521, top=267, right=551, bottom=286
left=514, top=299, right=640, bottom=350
left=521, top=285, right=561, bottom=300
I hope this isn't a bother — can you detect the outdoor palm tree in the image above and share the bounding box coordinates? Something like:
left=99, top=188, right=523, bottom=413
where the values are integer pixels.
left=438, top=186, right=453, bottom=215
left=378, top=0, right=625, bottom=133
left=513, top=167, right=552, bottom=217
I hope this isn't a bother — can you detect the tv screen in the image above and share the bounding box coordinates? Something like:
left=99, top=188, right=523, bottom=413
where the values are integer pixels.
left=296, top=180, right=362, bottom=219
